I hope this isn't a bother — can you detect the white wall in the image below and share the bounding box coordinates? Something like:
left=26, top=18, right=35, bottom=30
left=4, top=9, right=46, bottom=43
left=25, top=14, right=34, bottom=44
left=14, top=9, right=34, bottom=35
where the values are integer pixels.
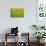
left=0, top=0, right=36, bottom=42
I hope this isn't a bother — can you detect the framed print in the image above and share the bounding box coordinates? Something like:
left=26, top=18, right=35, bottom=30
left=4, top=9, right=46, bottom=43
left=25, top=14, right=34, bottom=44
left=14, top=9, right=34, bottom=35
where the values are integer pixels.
left=10, top=8, right=24, bottom=17
left=36, top=0, right=46, bottom=26
left=37, top=0, right=46, bottom=18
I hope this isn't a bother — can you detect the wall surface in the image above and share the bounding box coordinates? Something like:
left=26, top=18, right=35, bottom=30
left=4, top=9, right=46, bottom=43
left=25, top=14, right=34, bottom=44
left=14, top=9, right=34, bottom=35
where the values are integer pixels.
left=0, top=0, right=36, bottom=42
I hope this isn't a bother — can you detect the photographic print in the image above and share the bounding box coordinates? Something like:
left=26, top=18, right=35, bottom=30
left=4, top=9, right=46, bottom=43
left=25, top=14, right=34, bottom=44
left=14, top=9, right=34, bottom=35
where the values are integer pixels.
left=10, top=8, right=24, bottom=17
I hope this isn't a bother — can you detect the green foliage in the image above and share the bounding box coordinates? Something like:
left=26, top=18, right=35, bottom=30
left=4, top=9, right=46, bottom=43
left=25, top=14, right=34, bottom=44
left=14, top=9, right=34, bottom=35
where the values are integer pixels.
left=32, top=25, right=38, bottom=30
left=33, top=32, right=46, bottom=39
left=32, top=25, right=45, bottom=30
left=40, top=26, right=45, bottom=29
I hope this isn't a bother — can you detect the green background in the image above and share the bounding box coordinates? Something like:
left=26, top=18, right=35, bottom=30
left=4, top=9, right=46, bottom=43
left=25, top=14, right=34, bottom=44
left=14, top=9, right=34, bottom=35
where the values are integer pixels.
left=10, top=8, right=24, bottom=17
